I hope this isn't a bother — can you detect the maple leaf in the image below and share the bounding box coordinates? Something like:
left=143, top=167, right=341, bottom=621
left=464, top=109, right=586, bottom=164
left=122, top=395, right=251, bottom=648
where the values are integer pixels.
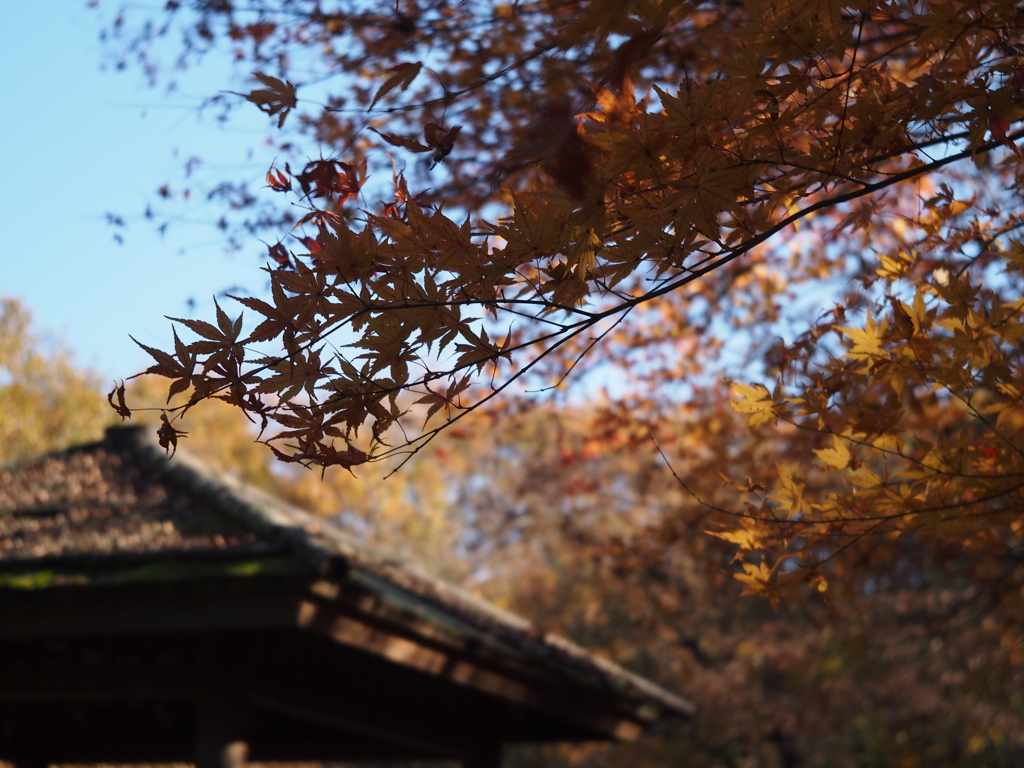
left=295, top=234, right=324, bottom=254
left=813, top=434, right=851, bottom=471
left=293, top=158, right=361, bottom=202
left=229, top=72, right=298, bottom=127
left=369, top=128, right=431, bottom=154
left=772, top=466, right=811, bottom=519
left=266, top=165, right=292, bottom=192
left=370, top=123, right=463, bottom=168
left=414, top=375, right=472, bottom=426
left=730, top=382, right=778, bottom=427
left=602, top=28, right=663, bottom=92
left=157, top=413, right=187, bottom=456
left=837, top=313, right=889, bottom=362
left=369, top=62, right=422, bottom=110
left=706, top=522, right=761, bottom=562
left=316, top=443, right=370, bottom=472
left=567, top=228, right=601, bottom=279
left=132, top=329, right=196, bottom=402
left=734, top=561, right=775, bottom=602
left=269, top=441, right=369, bottom=477
left=423, top=122, right=462, bottom=167
left=502, top=99, right=595, bottom=199
left=231, top=276, right=301, bottom=345
left=107, top=381, right=131, bottom=420
left=989, top=112, right=1020, bottom=155
left=266, top=242, right=291, bottom=268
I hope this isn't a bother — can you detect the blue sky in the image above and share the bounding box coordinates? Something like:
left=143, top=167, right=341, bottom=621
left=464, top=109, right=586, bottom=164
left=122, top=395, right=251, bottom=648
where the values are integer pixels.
left=3, top=1, right=276, bottom=381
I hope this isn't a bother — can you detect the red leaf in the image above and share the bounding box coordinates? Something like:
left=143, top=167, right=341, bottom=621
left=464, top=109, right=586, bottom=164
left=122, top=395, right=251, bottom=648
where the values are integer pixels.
left=370, top=127, right=431, bottom=153
left=423, top=122, right=462, bottom=167
left=266, top=165, right=292, bottom=192
left=369, top=61, right=422, bottom=109
left=228, top=72, right=298, bottom=128
left=989, top=112, right=1019, bottom=155
left=293, top=158, right=361, bottom=202
left=267, top=242, right=291, bottom=268
left=296, top=234, right=325, bottom=254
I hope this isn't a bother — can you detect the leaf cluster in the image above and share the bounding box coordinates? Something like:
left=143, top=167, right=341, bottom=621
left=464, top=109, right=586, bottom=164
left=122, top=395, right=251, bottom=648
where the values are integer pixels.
left=102, top=0, right=1024, bottom=594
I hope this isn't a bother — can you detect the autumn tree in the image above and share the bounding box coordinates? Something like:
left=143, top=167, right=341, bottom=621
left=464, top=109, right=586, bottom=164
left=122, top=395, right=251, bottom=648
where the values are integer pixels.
left=463, top=406, right=1024, bottom=768
left=100, top=0, right=1024, bottom=594
left=0, top=299, right=111, bottom=462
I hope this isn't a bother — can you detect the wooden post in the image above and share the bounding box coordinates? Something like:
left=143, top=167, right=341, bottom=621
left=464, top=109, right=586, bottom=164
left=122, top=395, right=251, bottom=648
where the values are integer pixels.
left=464, top=743, right=502, bottom=768
left=195, top=698, right=248, bottom=768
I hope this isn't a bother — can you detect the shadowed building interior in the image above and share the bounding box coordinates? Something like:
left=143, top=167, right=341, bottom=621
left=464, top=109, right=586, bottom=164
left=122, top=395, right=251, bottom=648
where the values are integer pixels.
left=0, top=426, right=693, bottom=768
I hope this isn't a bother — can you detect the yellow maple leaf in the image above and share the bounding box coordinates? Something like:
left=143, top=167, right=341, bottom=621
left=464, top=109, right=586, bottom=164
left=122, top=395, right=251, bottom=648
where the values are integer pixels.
left=567, top=227, right=602, bottom=280
left=837, top=312, right=888, bottom=361
left=734, top=561, right=773, bottom=597
left=813, top=434, right=851, bottom=470
left=875, top=250, right=913, bottom=280
left=706, top=526, right=760, bottom=555
left=773, top=465, right=811, bottom=518
left=730, top=382, right=777, bottom=426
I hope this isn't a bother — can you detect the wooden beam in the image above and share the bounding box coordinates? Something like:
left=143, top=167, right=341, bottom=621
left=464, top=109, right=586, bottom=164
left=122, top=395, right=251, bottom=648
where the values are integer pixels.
left=298, top=596, right=645, bottom=741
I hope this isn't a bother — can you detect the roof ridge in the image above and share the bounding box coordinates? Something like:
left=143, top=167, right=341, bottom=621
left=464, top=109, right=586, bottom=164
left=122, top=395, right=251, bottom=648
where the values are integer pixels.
left=0, top=434, right=109, bottom=475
